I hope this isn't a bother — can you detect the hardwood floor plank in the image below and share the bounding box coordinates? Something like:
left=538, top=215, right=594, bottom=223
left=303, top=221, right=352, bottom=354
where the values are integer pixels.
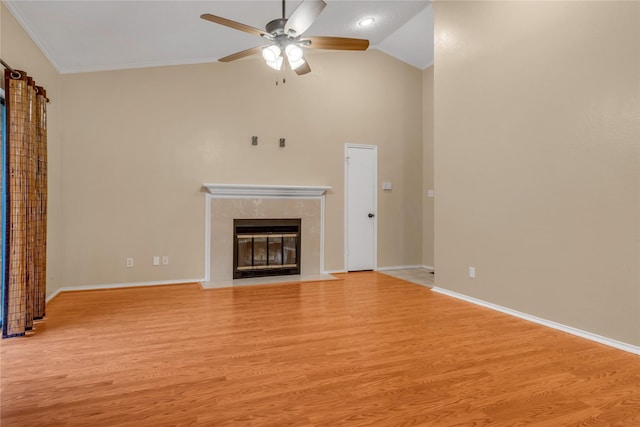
left=1, top=272, right=639, bottom=426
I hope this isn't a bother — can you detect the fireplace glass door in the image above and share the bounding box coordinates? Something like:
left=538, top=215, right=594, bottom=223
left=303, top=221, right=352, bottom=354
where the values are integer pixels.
left=233, top=219, right=301, bottom=279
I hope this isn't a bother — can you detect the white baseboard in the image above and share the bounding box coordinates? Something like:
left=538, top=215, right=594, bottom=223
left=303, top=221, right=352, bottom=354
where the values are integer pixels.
left=377, top=265, right=434, bottom=272
left=432, top=287, right=640, bottom=356
left=377, top=265, right=426, bottom=271
left=327, top=266, right=434, bottom=273
left=46, top=278, right=204, bottom=303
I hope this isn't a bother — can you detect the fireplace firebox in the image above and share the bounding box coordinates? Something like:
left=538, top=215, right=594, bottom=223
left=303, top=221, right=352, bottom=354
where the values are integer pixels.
left=233, top=219, right=301, bottom=279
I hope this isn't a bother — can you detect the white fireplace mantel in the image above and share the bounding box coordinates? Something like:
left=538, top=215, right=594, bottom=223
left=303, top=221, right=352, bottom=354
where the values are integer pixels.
left=202, top=184, right=331, bottom=198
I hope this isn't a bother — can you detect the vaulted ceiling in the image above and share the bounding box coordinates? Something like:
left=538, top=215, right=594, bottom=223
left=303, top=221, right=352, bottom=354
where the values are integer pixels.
left=5, top=0, right=434, bottom=74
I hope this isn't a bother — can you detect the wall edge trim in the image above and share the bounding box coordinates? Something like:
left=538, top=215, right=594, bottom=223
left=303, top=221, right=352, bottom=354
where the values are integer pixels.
left=431, top=286, right=640, bottom=355
left=46, top=279, right=203, bottom=303
left=377, top=265, right=426, bottom=271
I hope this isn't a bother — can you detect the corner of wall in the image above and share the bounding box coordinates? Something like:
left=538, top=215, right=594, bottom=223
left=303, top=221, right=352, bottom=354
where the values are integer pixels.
left=422, top=66, right=434, bottom=268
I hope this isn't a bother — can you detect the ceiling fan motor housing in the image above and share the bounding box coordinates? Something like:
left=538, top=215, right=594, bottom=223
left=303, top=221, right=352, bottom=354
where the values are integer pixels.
left=266, top=18, right=287, bottom=36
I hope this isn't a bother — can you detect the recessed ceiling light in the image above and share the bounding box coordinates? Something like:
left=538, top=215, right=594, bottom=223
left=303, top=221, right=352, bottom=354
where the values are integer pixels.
left=358, top=17, right=375, bottom=27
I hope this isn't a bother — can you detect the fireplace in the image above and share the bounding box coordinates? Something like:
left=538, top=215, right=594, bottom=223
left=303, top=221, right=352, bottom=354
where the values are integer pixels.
left=233, top=218, right=301, bottom=279
left=202, top=184, right=331, bottom=286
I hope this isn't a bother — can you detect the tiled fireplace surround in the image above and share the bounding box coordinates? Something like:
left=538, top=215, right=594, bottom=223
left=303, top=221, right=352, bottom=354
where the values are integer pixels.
left=202, top=184, right=332, bottom=288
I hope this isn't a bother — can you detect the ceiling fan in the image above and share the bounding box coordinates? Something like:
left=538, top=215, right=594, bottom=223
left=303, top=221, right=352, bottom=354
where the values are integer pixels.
left=201, top=0, right=370, bottom=75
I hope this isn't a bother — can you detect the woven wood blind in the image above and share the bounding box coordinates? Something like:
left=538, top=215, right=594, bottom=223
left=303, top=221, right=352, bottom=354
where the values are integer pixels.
left=2, top=69, right=47, bottom=338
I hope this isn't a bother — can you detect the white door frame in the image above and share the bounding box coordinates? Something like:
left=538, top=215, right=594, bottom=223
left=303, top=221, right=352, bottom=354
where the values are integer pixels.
left=344, top=143, right=378, bottom=271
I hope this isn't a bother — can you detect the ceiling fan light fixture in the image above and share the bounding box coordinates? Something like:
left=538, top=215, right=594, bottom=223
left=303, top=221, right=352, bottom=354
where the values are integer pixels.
left=266, top=55, right=284, bottom=70
left=288, top=56, right=306, bottom=71
left=285, top=44, right=304, bottom=62
left=262, top=45, right=282, bottom=63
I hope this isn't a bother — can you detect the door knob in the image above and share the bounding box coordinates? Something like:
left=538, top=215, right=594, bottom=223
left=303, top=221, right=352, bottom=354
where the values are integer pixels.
left=368, top=213, right=375, bottom=218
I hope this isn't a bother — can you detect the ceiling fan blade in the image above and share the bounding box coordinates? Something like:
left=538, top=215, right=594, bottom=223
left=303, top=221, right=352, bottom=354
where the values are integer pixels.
left=303, top=36, right=369, bottom=51
left=201, top=13, right=267, bottom=37
left=294, top=61, right=312, bottom=76
left=219, top=46, right=265, bottom=62
left=284, top=0, right=327, bottom=36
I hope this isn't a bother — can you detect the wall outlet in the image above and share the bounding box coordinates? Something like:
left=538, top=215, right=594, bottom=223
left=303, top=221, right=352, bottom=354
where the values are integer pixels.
left=427, top=189, right=434, bottom=198
left=152, top=256, right=160, bottom=266
left=126, top=258, right=134, bottom=268
left=162, top=256, right=169, bottom=265
left=469, top=267, right=476, bottom=279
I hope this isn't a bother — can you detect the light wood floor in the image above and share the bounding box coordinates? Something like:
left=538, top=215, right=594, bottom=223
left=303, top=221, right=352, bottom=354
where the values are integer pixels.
left=2, top=272, right=639, bottom=426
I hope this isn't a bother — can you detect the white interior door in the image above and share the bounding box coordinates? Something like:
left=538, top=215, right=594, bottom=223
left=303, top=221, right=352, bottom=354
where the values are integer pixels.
left=345, top=144, right=377, bottom=271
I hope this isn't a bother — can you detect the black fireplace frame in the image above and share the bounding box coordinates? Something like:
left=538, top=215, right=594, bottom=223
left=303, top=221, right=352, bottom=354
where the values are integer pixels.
left=233, top=218, right=301, bottom=279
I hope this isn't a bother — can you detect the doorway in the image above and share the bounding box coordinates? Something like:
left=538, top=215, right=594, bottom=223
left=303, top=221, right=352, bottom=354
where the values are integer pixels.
left=345, top=144, right=377, bottom=271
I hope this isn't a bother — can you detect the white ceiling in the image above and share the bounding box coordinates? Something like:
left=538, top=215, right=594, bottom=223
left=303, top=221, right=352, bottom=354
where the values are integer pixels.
left=5, top=0, right=433, bottom=74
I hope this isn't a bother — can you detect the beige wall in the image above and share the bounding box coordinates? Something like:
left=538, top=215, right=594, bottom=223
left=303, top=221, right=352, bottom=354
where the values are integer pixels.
left=59, top=50, right=424, bottom=286
left=434, top=1, right=640, bottom=346
left=422, top=66, right=434, bottom=268
left=1, top=4, right=63, bottom=295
